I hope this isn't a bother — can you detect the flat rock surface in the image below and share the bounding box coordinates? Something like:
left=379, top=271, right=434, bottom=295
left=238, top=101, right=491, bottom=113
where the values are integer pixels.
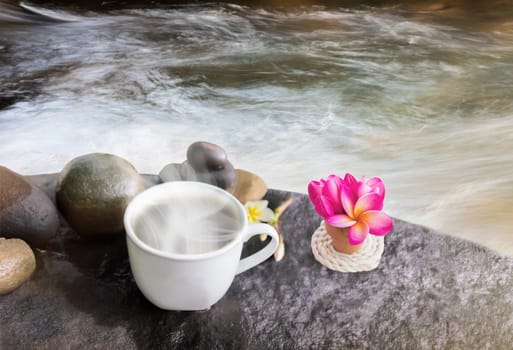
left=1, top=184, right=513, bottom=349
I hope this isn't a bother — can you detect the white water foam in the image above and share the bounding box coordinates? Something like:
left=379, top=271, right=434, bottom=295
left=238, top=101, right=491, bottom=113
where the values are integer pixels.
left=2, top=4, right=513, bottom=256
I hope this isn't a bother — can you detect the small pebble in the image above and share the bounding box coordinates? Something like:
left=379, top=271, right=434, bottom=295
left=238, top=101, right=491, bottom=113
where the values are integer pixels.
left=228, top=169, right=267, bottom=203
left=0, top=238, right=36, bottom=295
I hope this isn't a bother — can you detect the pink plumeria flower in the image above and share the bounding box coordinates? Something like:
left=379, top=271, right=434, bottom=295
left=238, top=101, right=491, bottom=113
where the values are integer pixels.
left=308, top=173, right=393, bottom=245
left=344, top=173, right=385, bottom=204
left=326, top=183, right=393, bottom=245
left=308, top=174, right=343, bottom=218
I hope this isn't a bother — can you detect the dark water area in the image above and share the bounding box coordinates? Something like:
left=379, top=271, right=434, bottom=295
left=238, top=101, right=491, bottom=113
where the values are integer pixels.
left=1, top=0, right=513, bottom=255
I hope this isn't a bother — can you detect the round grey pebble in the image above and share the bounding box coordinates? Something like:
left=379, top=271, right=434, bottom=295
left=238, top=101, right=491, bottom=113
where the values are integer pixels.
left=187, top=141, right=228, bottom=171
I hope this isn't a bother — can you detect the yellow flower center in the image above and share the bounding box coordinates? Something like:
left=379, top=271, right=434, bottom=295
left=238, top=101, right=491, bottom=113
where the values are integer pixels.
left=247, top=205, right=262, bottom=224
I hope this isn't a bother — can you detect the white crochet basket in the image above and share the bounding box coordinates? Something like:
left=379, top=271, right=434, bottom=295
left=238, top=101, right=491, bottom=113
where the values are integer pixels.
left=311, top=221, right=384, bottom=272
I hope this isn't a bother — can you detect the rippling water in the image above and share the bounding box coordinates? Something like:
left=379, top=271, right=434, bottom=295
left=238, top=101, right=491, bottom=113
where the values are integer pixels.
left=1, top=1, right=513, bottom=255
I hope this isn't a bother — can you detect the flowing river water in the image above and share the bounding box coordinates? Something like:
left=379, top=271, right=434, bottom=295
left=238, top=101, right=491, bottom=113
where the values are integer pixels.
left=1, top=1, right=513, bottom=255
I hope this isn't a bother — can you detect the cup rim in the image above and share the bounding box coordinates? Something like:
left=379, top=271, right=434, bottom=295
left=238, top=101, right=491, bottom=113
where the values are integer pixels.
left=124, top=181, right=248, bottom=261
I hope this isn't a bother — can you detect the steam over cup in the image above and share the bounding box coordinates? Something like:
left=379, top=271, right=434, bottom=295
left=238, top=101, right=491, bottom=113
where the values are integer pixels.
left=124, top=181, right=279, bottom=310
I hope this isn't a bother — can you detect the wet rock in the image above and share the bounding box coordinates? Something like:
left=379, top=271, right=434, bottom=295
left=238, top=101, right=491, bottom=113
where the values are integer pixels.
left=56, top=153, right=145, bottom=238
left=159, top=142, right=236, bottom=190
left=228, top=169, right=267, bottom=204
left=159, top=163, right=183, bottom=183
left=0, top=238, right=36, bottom=295
left=24, top=173, right=58, bottom=205
left=0, top=166, right=59, bottom=246
left=186, top=142, right=236, bottom=189
left=187, top=141, right=228, bottom=171
left=182, top=160, right=236, bottom=190
left=203, top=162, right=236, bottom=189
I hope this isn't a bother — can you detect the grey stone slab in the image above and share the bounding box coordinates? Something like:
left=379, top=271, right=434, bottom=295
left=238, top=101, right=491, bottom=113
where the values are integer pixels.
left=1, top=183, right=513, bottom=349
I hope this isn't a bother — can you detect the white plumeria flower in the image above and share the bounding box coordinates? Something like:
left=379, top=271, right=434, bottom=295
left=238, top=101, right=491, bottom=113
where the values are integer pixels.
left=245, top=200, right=274, bottom=224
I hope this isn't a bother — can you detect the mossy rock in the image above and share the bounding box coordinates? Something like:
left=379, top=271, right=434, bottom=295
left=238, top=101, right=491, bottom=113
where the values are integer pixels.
left=56, top=153, right=145, bottom=238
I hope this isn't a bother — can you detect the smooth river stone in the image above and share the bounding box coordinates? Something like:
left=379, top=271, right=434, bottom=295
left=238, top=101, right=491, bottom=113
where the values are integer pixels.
left=186, top=141, right=229, bottom=171
left=158, top=163, right=183, bottom=182
left=0, top=238, right=36, bottom=295
left=228, top=169, right=268, bottom=203
left=0, top=166, right=59, bottom=246
left=185, top=141, right=236, bottom=189
left=159, top=161, right=237, bottom=190
left=56, top=153, right=145, bottom=238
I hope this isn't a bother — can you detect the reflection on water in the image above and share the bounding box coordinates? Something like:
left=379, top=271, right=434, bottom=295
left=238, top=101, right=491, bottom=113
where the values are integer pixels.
left=1, top=1, right=513, bottom=255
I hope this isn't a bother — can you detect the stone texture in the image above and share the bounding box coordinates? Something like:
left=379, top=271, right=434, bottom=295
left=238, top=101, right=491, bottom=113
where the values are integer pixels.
left=25, top=173, right=160, bottom=196
left=186, top=141, right=229, bottom=171
left=1, top=184, right=513, bottom=349
left=55, top=153, right=145, bottom=238
left=185, top=142, right=235, bottom=189
left=186, top=160, right=236, bottom=189
left=228, top=169, right=268, bottom=203
left=158, top=163, right=183, bottom=182
left=0, top=238, right=36, bottom=295
left=160, top=142, right=236, bottom=189
left=0, top=166, right=59, bottom=246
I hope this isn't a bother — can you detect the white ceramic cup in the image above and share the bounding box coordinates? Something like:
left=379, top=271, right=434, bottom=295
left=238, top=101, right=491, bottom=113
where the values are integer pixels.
left=124, top=181, right=279, bottom=311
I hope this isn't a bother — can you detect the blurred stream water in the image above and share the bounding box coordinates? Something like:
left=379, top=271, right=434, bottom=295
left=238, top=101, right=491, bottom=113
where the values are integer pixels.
left=1, top=1, right=513, bottom=255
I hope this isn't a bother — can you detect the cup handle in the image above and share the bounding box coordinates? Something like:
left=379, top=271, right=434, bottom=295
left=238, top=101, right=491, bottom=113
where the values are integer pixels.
left=236, top=223, right=279, bottom=275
